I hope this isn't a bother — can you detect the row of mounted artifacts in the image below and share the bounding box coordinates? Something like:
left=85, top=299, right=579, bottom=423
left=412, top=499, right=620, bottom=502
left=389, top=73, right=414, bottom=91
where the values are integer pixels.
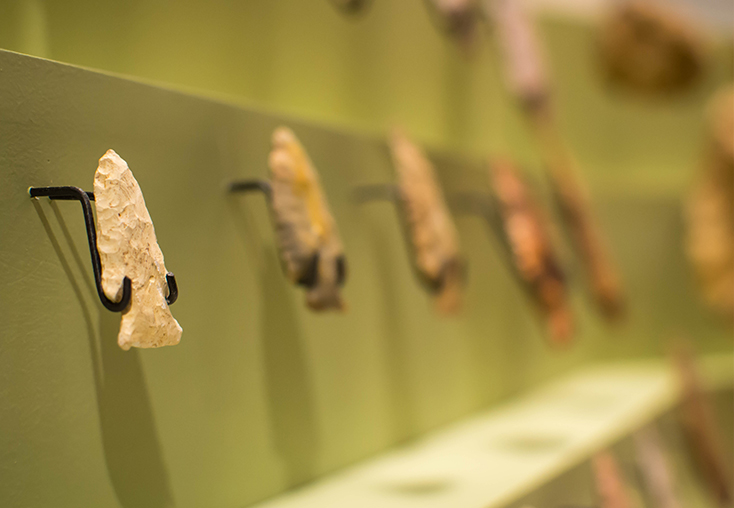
left=29, top=122, right=623, bottom=351
left=27, top=135, right=732, bottom=508
left=28, top=75, right=734, bottom=351
left=27, top=0, right=732, bottom=352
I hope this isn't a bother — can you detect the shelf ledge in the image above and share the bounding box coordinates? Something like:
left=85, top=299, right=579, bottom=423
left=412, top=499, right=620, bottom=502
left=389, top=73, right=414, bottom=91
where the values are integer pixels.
left=253, top=353, right=734, bottom=508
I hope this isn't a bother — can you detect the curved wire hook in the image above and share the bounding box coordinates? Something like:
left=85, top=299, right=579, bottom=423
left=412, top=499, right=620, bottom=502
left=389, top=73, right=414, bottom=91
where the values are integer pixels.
left=353, top=182, right=456, bottom=293
left=29, top=186, right=178, bottom=310
left=228, top=179, right=273, bottom=199
left=229, top=178, right=348, bottom=289
left=449, top=190, right=532, bottom=292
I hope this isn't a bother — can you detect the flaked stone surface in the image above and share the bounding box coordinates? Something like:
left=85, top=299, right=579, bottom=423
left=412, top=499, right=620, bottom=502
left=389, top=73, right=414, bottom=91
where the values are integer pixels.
left=599, top=0, right=705, bottom=95
left=489, top=0, right=549, bottom=107
left=489, top=158, right=573, bottom=345
left=389, top=129, right=463, bottom=315
left=429, top=0, right=479, bottom=45
left=94, top=149, right=182, bottom=350
left=686, top=87, right=734, bottom=321
left=268, top=127, right=346, bottom=311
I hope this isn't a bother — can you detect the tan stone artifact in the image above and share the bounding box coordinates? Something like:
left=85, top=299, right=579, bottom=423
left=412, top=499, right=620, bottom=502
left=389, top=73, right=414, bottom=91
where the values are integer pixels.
left=94, top=149, right=182, bottom=350
left=485, top=0, right=549, bottom=110
left=686, top=87, right=734, bottom=321
left=486, top=0, right=625, bottom=321
left=674, top=346, right=732, bottom=507
left=634, top=426, right=681, bottom=508
left=267, top=127, right=347, bottom=312
left=592, top=451, right=634, bottom=508
left=426, top=0, right=480, bottom=46
left=599, top=1, right=706, bottom=95
left=389, top=129, right=464, bottom=315
left=489, top=158, right=573, bottom=345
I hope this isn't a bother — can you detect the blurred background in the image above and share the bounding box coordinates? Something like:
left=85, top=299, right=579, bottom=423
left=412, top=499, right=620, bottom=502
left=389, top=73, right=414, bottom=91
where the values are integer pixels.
left=0, top=1, right=732, bottom=508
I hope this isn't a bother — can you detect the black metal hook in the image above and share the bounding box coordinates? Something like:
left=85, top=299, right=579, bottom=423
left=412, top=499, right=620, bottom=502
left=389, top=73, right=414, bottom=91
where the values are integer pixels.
left=353, top=182, right=457, bottom=293
left=449, top=190, right=531, bottom=291
left=228, top=179, right=273, bottom=198
left=449, top=191, right=517, bottom=256
left=29, top=186, right=178, bottom=311
left=229, top=178, right=347, bottom=289
left=352, top=183, right=400, bottom=204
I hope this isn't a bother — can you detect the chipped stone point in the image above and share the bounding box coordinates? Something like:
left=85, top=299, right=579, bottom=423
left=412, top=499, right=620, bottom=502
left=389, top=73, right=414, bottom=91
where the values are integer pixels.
left=268, top=127, right=346, bottom=312
left=94, top=149, right=182, bottom=350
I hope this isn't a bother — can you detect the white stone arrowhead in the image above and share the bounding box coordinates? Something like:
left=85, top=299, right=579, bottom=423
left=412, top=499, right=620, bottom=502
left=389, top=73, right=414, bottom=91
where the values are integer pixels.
left=94, top=149, right=182, bottom=350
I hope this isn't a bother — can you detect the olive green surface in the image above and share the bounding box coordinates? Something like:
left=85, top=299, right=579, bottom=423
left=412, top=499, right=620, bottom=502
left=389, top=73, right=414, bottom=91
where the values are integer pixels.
left=0, top=0, right=732, bottom=195
left=0, top=47, right=731, bottom=508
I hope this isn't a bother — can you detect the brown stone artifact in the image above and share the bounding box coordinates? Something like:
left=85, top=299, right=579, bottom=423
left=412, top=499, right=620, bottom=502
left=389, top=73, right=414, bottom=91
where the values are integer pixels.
left=599, top=1, right=706, bottom=95
left=539, top=125, right=625, bottom=322
left=673, top=346, right=733, bottom=507
left=686, top=87, right=734, bottom=322
left=268, top=127, right=347, bottom=312
left=94, top=150, right=183, bottom=350
left=634, top=426, right=681, bottom=508
left=489, top=158, right=573, bottom=345
left=487, top=0, right=625, bottom=321
left=426, top=0, right=480, bottom=45
left=485, top=0, right=549, bottom=110
left=389, top=129, right=464, bottom=315
left=592, top=451, right=633, bottom=508
left=328, top=0, right=370, bottom=14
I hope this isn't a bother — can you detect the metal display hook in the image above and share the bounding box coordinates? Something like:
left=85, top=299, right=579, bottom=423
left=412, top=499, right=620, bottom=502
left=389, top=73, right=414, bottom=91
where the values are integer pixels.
left=228, top=179, right=273, bottom=198
left=29, top=185, right=178, bottom=311
left=448, top=190, right=532, bottom=292
left=228, top=178, right=347, bottom=289
left=352, top=182, right=453, bottom=293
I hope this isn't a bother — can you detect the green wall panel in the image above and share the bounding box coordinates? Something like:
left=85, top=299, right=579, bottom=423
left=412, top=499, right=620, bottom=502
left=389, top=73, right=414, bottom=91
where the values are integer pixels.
left=0, top=0, right=732, bottom=195
left=0, top=49, right=731, bottom=508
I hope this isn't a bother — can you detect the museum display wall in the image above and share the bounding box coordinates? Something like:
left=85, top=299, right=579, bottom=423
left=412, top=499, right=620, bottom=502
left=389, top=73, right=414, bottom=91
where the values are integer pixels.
left=1, top=1, right=732, bottom=507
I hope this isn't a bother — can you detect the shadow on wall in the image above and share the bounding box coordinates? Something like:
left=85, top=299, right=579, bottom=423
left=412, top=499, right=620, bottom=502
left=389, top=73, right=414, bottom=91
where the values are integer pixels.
left=258, top=247, right=320, bottom=487
left=367, top=219, right=418, bottom=444
left=227, top=187, right=321, bottom=487
left=34, top=200, right=175, bottom=508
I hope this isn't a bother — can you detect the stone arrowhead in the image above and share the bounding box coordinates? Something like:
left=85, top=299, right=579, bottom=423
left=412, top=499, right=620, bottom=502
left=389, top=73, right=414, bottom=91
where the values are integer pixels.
left=389, top=128, right=463, bottom=315
left=94, top=149, right=182, bottom=350
left=268, top=127, right=346, bottom=311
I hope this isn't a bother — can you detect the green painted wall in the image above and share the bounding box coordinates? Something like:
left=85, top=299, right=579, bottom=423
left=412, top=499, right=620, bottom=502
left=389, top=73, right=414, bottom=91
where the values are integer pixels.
left=0, top=1, right=732, bottom=507
left=0, top=49, right=731, bottom=508
left=0, top=0, right=732, bottom=194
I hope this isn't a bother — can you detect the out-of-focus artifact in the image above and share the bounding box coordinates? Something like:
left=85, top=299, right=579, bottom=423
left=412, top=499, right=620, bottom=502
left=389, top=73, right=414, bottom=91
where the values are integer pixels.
left=673, top=346, right=732, bottom=507
left=94, top=150, right=182, bottom=350
left=484, top=0, right=548, bottom=110
left=230, top=127, right=347, bottom=312
left=328, top=0, right=371, bottom=15
left=686, top=87, right=734, bottom=321
left=489, top=158, right=573, bottom=345
left=634, top=426, right=681, bottom=508
left=543, top=136, right=625, bottom=321
left=425, top=0, right=481, bottom=47
left=389, top=129, right=465, bottom=314
left=485, top=0, right=625, bottom=321
left=599, top=1, right=706, bottom=95
left=592, top=451, right=634, bottom=508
